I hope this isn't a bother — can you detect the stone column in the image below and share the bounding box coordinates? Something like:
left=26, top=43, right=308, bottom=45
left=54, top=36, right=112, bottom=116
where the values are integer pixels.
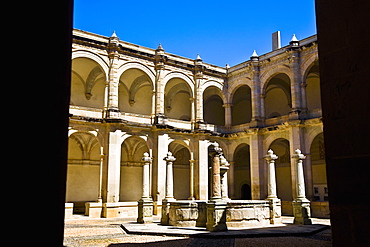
left=206, top=143, right=227, bottom=231
left=137, top=152, right=154, bottom=223
left=250, top=54, right=262, bottom=127
left=292, top=149, right=312, bottom=225
left=194, top=55, right=205, bottom=128
left=106, top=32, right=120, bottom=118
left=161, top=151, right=176, bottom=225
left=189, top=158, right=195, bottom=200
left=264, top=149, right=282, bottom=224
left=154, top=44, right=167, bottom=124
left=223, top=103, right=232, bottom=128
left=289, top=44, right=302, bottom=120
left=220, top=155, right=230, bottom=201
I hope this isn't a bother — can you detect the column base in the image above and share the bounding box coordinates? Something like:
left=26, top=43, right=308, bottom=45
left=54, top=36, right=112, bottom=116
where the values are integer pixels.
left=266, top=198, right=282, bottom=224
left=161, top=198, right=175, bottom=225
left=154, top=113, right=168, bottom=125
left=85, top=202, right=103, bottom=218
left=102, top=202, right=121, bottom=218
left=293, top=198, right=312, bottom=225
left=206, top=200, right=227, bottom=232
left=137, top=198, right=154, bottom=224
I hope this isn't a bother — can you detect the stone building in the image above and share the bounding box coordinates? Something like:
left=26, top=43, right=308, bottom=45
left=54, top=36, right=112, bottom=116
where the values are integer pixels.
left=65, top=29, right=328, bottom=218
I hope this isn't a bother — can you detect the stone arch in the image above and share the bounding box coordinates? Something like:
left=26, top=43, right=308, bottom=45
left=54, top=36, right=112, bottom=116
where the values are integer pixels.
left=169, top=140, right=191, bottom=200
left=66, top=131, right=101, bottom=208
left=117, top=62, right=155, bottom=85
left=260, top=65, right=292, bottom=91
left=203, top=86, right=225, bottom=126
left=71, top=57, right=107, bottom=108
left=268, top=138, right=292, bottom=203
left=263, top=72, right=292, bottom=118
left=302, top=58, right=321, bottom=113
left=231, top=85, right=252, bottom=125
left=309, top=132, right=327, bottom=201
left=120, top=136, right=149, bottom=202
left=233, top=143, right=251, bottom=199
left=164, top=74, right=193, bottom=121
left=228, top=77, right=252, bottom=102
left=118, top=65, right=154, bottom=115
left=201, top=80, right=225, bottom=101
left=301, top=54, right=319, bottom=81
left=71, top=50, right=109, bottom=78
left=163, top=72, right=194, bottom=97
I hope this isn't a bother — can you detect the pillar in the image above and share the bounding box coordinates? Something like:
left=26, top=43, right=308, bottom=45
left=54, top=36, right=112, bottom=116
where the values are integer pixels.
left=106, top=32, right=120, bottom=118
left=264, top=149, right=282, bottom=224
left=102, top=129, right=123, bottom=218
left=249, top=130, right=264, bottom=199
left=220, top=155, right=230, bottom=200
left=151, top=132, right=168, bottom=215
left=161, top=151, right=176, bottom=225
left=189, top=158, right=195, bottom=200
left=223, top=103, right=232, bottom=127
left=137, top=152, right=154, bottom=223
left=206, top=143, right=227, bottom=232
left=289, top=44, right=302, bottom=119
left=194, top=54, right=205, bottom=127
left=292, top=149, right=312, bottom=225
left=264, top=150, right=278, bottom=199
left=154, top=44, right=167, bottom=124
left=194, top=138, right=209, bottom=200
left=250, top=55, right=263, bottom=127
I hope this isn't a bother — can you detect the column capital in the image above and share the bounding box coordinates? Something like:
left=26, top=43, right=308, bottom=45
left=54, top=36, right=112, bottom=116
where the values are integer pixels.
left=141, top=152, right=152, bottom=163
left=264, top=149, right=278, bottom=161
left=163, top=151, right=176, bottom=163
left=292, top=149, right=306, bottom=160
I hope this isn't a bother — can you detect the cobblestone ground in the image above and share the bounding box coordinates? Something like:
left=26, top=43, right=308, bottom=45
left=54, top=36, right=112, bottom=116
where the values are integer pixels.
left=64, top=216, right=331, bottom=247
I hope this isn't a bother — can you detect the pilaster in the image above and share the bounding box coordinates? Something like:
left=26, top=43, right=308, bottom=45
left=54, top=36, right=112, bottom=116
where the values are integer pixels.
left=154, top=44, right=167, bottom=124
left=250, top=54, right=263, bottom=127
left=106, top=32, right=120, bottom=118
left=288, top=38, right=303, bottom=118
left=292, top=149, right=312, bottom=225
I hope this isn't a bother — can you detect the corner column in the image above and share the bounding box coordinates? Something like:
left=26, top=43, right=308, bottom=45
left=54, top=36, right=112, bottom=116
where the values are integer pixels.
left=161, top=151, right=176, bottom=225
left=264, top=149, right=282, bottom=224
left=137, top=152, right=154, bottom=223
left=106, top=32, right=120, bottom=118
left=206, top=143, right=227, bottom=232
left=292, top=149, right=312, bottom=225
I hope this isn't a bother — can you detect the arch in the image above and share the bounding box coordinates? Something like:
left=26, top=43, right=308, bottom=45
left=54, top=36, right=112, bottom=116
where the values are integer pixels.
left=66, top=131, right=101, bottom=207
left=164, top=76, right=192, bottom=121
left=71, top=57, right=106, bottom=109
left=201, top=80, right=225, bottom=101
left=233, top=143, right=251, bottom=199
left=231, top=85, right=252, bottom=125
left=260, top=65, right=292, bottom=91
left=268, top=138, right=292, bottom=203
left=169, top=140, right=191, bottom=200
left=310, top=132, right=327, bottom=201
left=228, top=77, right=252, bottom=102
left=263, top=73, right=292, bottom=118
left=203, top=86, right=225, bottom=126
left=303, top=60, right=321, bottom=112
left=120, top=136, right=149, bottom=202
left=301, top=54, right=319, bottom=81
left=71, top=50, right=109, bottom=79
left=117, top=62, right=156, bottom=85
left=163, top=72, right=194, bottom=96
left=119, top=67, right=154, bottom=115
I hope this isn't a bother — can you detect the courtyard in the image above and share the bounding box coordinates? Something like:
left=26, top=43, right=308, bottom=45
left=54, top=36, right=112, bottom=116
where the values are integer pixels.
left=64, top=216, right=331, bottom=246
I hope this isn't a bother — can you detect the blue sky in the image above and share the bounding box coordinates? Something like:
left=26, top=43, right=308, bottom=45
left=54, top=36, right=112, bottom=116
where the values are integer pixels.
left=74, top=0, right=317, bottom=67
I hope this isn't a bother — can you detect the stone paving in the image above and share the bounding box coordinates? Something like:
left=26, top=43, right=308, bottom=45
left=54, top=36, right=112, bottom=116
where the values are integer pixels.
left=64, top=215, right=331, bottom=247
